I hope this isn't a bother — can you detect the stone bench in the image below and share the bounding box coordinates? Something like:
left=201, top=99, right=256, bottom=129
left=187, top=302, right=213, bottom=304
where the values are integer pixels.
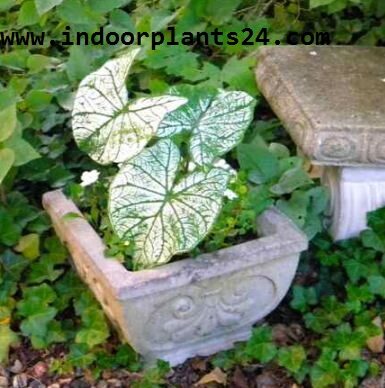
left=256, top=46, right=385, bottom=240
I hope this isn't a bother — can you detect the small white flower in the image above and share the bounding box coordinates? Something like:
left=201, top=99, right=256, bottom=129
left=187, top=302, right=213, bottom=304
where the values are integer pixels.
left=381, top=78, right=385, bottom=83
left=188, top=161, right=197, bottom=172
left=224, top=189, right=238, bottom=200
left=80, top=169, right=100, bottom=187
left=213, top=159, right=237, bottom=175
left=214, top=159, right=229, bottom=169
left=309, top=51, right=317, bottom=56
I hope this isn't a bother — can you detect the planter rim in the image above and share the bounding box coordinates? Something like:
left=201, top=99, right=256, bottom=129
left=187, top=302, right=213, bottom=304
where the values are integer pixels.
left=42, top=190, right=308, bottom=300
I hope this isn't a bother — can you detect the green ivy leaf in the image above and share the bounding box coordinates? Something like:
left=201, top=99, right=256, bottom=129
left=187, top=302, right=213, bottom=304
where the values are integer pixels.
left=0, top=208, right=23, bottom=246
left=20, top=306, right=57, bottom=341
left=17, top=283, right=57, bottom=316
left=270, top=167, right=312, bottom=195
left=72, top=292, right=109, bottom=347
left=346, top=284, right=374, bottom=304
left=0, top=325, right=19, bottom=362
left=0, top=148, right=15, bottom=184
left=27, top=257, right=64, bottom=284
left=269, top=143, right=290, bottom=159
left=25, top=90, right=52, bottom=112
left=27, top=54, right=52, bottom=73
left=1, top=250, right=28, bottom=281
left=67, top=343, right=96, bottom=368
left=328, top=324, right=364, bottom=361
left=144, top=45, right=201, bottom=80
left=18, top=1, right=39, bottom=26
left=54, top=272, right=85, bottom=311
left=44, top=236, right=68, bottom=264
left=74, top=291, right=97, bottom=316
left=368, top=276, right=385, bottom=298
left=290, top=286, right=318, bottom=312
left=245, top=326, right=277, bottom=363
left=14, top=234, right=40, bottom=260
left=278, top=345, right=306, bottom=373
left=3, top=130, right=40, bottom=167
left=75, top=308, right=109, bottom=347
left=66, top=46, right=93, bottom=83
left=87, top=0, right=131, bottom=13
left=17, top=284, right=58, bottom=345
left=343, top=259, right=368, bottom=284
left=276, top=190, right=310, bottom=227
left=367, top=207, right=385, bottom=232
left=34, top=0, right=63, bottom=16
left=309, top=0, right=336, bottom=9
left=302, top=186, right=329, bottom=238
left=109, top=9, right=136, bottom=30
left=0, top=0, right=15, bottom=11
left=45, top=320, right=67, bottom=345
left=221, top=56, right=258, bottom=95
left=310, top=364, right=339, bottom=388
left=310, top=349, right=341, bottom=387
left=115, top=344, right=140, bottom=370
left=203, top=0, right=242, bottom=25
left=361, top=230, right=385, bottom=252
left=0, top=103, right=17, bottom=142
left=56, top=0, right=104, bottom=24
left=237, top=141, right=279, bottom=183
left=0, top=50, right=29, bottom=70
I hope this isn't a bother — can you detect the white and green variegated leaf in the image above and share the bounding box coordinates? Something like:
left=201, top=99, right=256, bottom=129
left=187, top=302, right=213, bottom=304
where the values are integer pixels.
left=157, top=86, right=256, bottom=166
left=72, top=49, right=187, bottom=165
left=109, top=139, right=231, bottom=268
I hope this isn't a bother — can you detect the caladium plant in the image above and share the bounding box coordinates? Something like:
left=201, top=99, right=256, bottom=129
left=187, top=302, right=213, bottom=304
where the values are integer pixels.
left=72, top=49, right=256, bottom=269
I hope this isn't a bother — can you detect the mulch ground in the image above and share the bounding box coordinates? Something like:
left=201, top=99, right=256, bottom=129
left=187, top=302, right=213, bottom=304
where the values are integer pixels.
left=2, top=277, right=384, bottom=388
left=0, top=302, right=301, bottom=388
left=1, top=339, right=297, bottom=388
left=2, top=323, right=383, bottom=388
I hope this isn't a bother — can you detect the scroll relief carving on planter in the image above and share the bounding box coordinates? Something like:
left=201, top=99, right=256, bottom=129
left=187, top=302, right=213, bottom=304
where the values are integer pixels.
left=144, top=271, right=277, bottom=348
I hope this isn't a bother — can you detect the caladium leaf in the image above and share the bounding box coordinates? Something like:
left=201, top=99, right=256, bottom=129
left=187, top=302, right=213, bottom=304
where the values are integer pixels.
left=157, top=86, right=256, bottom=166
left=109, top=139, right=231, bottom=268
left=72, top=49, right=187, bottom=165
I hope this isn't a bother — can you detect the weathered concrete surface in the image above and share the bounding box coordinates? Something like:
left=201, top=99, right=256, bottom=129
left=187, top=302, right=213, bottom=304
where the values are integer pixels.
left=256, top=46, right=385, bottom=167
left=42, top=190, right=307, bottom=366
left=322, top=166, right=385, bottom=240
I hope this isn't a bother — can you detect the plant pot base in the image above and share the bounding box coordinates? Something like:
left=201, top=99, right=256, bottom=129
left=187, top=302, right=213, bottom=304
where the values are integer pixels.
left=42, top=190, right=307, bottom=366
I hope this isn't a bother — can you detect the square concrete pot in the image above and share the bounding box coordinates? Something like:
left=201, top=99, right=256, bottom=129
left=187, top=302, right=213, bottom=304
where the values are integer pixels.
left=42, top=190, right=307, bottom=366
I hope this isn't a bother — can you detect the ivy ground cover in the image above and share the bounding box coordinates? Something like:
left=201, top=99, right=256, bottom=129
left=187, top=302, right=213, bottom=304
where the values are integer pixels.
left=2, top=0, right=385, bottom=387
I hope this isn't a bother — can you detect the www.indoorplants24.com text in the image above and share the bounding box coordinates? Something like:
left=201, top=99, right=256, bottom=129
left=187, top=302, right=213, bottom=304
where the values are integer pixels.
left=1, top=26, right=331, bottom=50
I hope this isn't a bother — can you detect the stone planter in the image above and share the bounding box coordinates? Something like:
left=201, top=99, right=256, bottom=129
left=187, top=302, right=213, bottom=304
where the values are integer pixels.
left=42, top=190, right=307, bottom=366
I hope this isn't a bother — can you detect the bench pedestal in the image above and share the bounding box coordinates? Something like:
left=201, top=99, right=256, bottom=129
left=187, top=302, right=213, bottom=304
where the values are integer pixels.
left=322, top=167, right=385, bottom=240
